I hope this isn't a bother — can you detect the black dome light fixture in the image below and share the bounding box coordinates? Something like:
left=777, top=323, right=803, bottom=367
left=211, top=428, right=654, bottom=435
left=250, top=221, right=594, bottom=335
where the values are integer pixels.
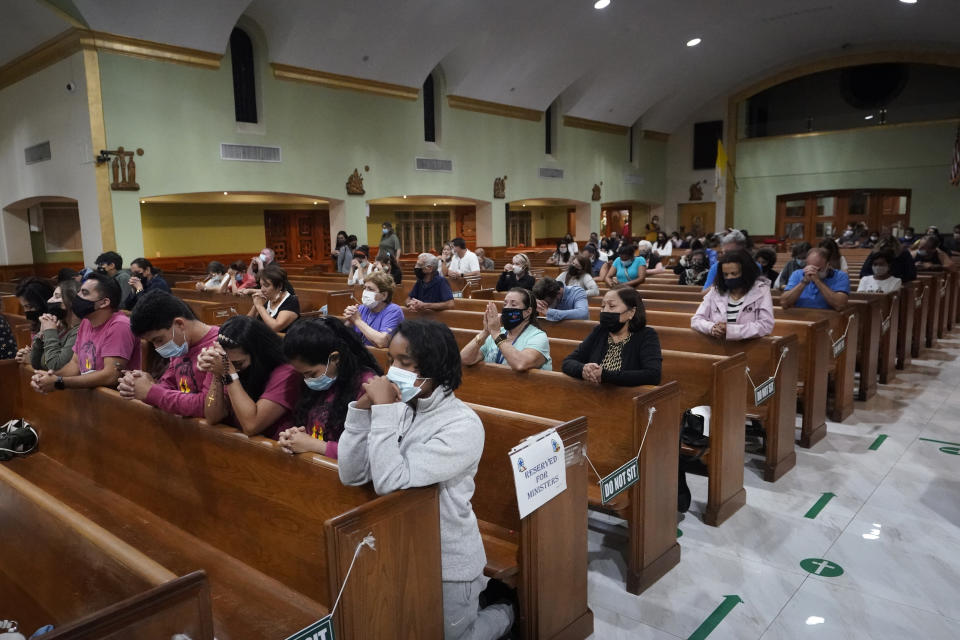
left=840, top=63, right=909, bottom=123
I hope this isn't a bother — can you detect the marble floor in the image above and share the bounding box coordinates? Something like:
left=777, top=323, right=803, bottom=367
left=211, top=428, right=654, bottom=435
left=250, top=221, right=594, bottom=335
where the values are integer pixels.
left=586, top=331, right=960, bottom=640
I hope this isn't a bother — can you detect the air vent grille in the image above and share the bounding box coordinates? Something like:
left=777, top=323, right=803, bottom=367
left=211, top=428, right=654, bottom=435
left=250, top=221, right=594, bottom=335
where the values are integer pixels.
left=539, top=167, right=564, bottom=179
left=624, top=173, right=644, bottom=185
left=220, top=143, right=281, bottom=162
left=415, top=157, right=453, bottom=172
left=25, top=141, right=51, bottom=165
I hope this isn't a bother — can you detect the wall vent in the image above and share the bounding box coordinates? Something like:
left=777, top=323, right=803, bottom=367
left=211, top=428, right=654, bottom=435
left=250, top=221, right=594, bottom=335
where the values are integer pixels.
left=415, top=157, right=453, bottom=172
left=25, top=141, right=51, bottom=165
left=220, top=143, right=281, bottom=162
left=538, top=167, right=564, bottom=179
left=624, top=173, right=645, bottom=185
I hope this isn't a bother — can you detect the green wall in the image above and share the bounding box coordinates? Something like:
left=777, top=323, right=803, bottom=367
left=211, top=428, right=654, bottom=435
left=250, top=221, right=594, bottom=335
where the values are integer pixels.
left=97, top=48, right=665, bottom=260
left=734, top=121, right=960, bottom=233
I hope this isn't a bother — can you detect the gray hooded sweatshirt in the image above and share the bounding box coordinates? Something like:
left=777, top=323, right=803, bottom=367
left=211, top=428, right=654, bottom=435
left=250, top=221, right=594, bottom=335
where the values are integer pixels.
left=338, top=387, right=487, bottom=582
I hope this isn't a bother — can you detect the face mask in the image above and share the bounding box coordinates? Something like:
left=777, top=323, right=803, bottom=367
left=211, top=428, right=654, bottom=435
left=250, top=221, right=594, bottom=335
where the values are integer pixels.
left=917, top=250, right=928, bottom=257
left=236, top=273, right=244, bottom=282
left=386, top=366, right=426, bottom=402
left=361, top=289, right=380, bottom=309
left=24, top=310, right=41, bottom=323
left=724, top=277, right=745, bottom=290
left=414, top=267, right=425, bottom=280
left=598, top=311, right=626, bottom=332
left=870, top=236, right=878, bottom=242
left=72, top=295, right=102, bottom=319
left=795, top=258, right=806, bottom=267
left=259, top=253, right=270, bottom=263
left=620, top=258, right=633, bottom=267
left=303, top=357, right=336, bottom=391
left=46, top=302, right=66, bottom=321
left=155, top=326, right=189, bottom=359
left=691, top=260, right=705, bottom=269
left=501, top=307, right=525, bottom=330
left=382, top=228, right=389, bottom=236
left=96, top=266, right=107, bottom=274
left=819, top=269, right=831, bottom=280
left=559, top=247, right=568, bottom=254
left=872, top=265, right=889, bottom=277
left=512, top=265, right=524, bottom=275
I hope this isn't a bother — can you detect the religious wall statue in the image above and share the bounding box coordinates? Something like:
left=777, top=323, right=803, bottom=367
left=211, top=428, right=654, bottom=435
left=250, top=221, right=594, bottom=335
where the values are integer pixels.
left=346, top=168, right=365, bottom=195
left=591, top=182, right=602, bottom=201
left=689, top=180, right=705, bottom=201
left=493, top=175, right=507, bottom=199
left=102, top=146, right=144, bottom=191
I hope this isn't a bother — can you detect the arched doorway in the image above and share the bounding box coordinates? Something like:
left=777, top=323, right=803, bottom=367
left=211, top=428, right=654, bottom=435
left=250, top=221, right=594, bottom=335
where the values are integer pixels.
left=138, top=191, right=335, bottom=265
left=2, top=196, right=82, bottom=275
left=366, top=195, right=487, bottom=254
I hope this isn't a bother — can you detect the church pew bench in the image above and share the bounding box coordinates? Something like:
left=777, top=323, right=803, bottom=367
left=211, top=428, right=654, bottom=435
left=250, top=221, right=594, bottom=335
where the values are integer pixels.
left=1, top=361, right=444, bottom=640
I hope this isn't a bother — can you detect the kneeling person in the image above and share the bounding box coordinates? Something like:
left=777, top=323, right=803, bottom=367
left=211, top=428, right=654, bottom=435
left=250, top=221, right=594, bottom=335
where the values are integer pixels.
left=338, top=319, right=514, bottom=639
left=121, top=291, right=220, bottom=417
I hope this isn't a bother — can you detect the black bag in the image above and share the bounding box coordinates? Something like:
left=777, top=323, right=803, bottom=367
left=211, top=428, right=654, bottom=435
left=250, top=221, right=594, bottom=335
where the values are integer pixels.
left=0, top=419, right=39, bottom=461
left=680, top=409, right=709, bottom=452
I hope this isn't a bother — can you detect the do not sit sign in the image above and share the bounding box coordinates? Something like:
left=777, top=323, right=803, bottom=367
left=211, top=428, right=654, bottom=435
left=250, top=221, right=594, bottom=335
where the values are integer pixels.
left=508, top=428, right=567, bottom=519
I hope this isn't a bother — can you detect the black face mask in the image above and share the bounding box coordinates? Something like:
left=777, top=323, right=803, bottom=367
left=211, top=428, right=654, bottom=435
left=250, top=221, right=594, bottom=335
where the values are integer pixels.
left=501, top=308, right=525, bottom=330
left=45, top=302, right=66, bottom=321
left=724, top=277, right=745, bottom=290
left=96, top=266, right=108, bottom=274
left=72, top=296, right=102, bottom=319
left=414, top=267, right=426, bottom=280
left=24, top=310, right=41, bottom=323
left=598, top=311, right=626, bottom=333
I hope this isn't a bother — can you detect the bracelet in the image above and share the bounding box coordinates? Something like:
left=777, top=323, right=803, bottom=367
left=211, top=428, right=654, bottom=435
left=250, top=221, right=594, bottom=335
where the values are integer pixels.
left=494, top=333, right=508, bottom=347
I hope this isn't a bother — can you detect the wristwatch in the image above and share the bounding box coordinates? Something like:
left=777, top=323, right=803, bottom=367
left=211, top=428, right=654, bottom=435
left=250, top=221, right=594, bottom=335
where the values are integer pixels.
left=54, top=376, right=65, bottom=390
left=494, top=333, right=508, bottom=347
left=221, top=372, right=239, bottom=385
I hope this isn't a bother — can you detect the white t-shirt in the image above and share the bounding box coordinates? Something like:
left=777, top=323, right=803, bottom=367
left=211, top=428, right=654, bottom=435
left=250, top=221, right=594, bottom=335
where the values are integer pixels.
left=449, top=250, right=480, bottom=275
left=857, top=275, right=902, bottom=293
left=654, top=243, right=673, bottom=257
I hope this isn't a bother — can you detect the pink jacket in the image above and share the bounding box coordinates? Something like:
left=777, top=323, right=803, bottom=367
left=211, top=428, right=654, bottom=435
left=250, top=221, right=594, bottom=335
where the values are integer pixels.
left=691, top=280, right=775, bottom=340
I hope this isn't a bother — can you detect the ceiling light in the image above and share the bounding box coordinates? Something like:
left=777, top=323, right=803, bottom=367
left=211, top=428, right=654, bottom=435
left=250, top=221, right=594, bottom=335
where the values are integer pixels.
left=223, top=191, right=228, bottom=195
left=402, top=195, right=407, bottom=198
left=686, top=38, right=702, bottom=47
left=899, top=0, right=917, bottom=4
left=805, top=617, right=825, bottom=626
left=140, top=200, right=145, bottom=204
left=594, top=0, right=610, bottom=9
left=313, top=201, right=318, bottom=205
left=864, top=115, right=874, bottom=120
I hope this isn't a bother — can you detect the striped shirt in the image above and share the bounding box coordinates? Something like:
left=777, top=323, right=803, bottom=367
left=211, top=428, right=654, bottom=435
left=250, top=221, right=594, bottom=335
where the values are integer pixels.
left=726, top=298, right=745, bottom=322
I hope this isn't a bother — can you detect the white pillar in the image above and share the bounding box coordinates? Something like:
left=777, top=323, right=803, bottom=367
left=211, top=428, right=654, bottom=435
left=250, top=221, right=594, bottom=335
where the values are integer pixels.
left=475, top=201, right=494, bottom=246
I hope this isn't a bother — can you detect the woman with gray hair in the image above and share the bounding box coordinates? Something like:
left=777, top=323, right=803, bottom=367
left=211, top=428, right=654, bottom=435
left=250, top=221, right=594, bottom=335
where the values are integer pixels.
left=496, top=252, right=535, bottom=291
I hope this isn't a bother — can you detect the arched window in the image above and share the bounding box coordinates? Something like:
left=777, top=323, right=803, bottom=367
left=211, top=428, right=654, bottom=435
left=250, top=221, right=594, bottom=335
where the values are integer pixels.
left=423, top=74, right=436, bottom=142
left=230, top=28, right=258, bottom=123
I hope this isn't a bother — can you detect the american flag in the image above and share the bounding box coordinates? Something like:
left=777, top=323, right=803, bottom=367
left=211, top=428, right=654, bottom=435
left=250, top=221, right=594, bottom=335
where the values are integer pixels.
left=951, top=122, right=960, bottom=186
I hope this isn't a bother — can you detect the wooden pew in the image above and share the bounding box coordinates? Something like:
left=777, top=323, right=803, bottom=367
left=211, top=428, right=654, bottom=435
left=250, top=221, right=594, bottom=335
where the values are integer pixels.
left=2, top=360, right=444, bottom=639
left=0, top=463, right=214, bottom=638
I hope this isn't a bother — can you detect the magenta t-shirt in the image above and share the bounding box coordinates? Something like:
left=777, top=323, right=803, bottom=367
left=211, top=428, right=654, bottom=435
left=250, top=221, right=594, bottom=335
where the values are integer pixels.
left=144, top=326, right=219, bottom=418
left=304, top=369, right=377, bottom=459
left=73, top=312, right=142, bottom=374
left=248, top=364, right=303, bottom=440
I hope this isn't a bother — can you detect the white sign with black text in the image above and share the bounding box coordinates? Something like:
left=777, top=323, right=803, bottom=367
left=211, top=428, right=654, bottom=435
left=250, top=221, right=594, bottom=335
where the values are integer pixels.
left=508, top=428, right=567, bottom=519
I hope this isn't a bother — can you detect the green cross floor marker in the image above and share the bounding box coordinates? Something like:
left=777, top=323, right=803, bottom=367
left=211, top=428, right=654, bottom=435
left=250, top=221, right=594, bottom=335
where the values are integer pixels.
left=677, top=528, right=683, bottom=538
left=687, top=595, right=743, bottom=640
left=800, top=558, right=844, bottom=577
left=919, top=437, right=960, bottom=447
left=868, top=434, right=888, bottom=450
left=804, top=492, right=835, bottom=519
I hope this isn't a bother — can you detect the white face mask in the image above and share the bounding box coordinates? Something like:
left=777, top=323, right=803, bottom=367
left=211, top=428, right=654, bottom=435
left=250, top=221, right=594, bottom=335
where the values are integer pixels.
left=512, top=265, right=524, bottom=275
left=872, top=265, right=889, bottom=278
left=386, top=366, right=427, bottom=402
left=361, top=289, right=380, bottom=308
left=259, top=253, right=269, bottom=263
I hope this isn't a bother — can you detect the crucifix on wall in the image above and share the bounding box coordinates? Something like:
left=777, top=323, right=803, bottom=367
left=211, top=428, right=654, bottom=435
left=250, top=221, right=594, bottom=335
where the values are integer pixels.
left=96, top=146, right=144, bottom=191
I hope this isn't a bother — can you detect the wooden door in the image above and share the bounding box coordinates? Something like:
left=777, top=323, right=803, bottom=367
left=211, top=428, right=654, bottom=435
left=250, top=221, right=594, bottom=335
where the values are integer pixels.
left=454, top=207, right=477, bottom=249
left=263, top=210, right=331, bottom=263
left=678, top=202, right=716, bottom=236
left=567, top=209, right=577, bottom=236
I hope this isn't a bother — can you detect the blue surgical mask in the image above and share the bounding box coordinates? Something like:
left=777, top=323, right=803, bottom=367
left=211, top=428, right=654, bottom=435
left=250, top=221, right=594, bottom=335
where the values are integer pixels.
left=304, top=358, right=336, bottom=391
left=156, top=326, right=189, bottom=358
left=386, top=366, right=427, bottom=403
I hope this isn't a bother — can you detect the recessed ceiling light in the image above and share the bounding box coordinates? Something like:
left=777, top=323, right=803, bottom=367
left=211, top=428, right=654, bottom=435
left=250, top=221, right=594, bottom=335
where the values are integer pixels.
left=686, top=38, right=702, bottom=47
left=223, top=191, right=228, bottom=195
left=140, top=200, right=145, bottom=204
left=864, top=115, right=874, bottom=120
left=313, top=201, right=318, bottom=205
left=402, top=194, right=407, bottom=198
left=594, top=0, right=610, bottom=9
left=899, top=0, right=917, bottom=4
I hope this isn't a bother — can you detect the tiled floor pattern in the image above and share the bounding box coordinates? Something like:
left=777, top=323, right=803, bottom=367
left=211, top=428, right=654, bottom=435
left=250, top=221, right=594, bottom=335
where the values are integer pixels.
left=587, top=332, right=960, bottom=639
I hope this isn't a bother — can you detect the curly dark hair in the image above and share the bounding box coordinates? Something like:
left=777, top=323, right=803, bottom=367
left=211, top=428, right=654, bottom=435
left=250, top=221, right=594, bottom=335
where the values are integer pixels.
left=391, top=319, right=462, bottom=391
left=611, top=286, right=647, bottom=332
left=15, top=277, right=54, bottom=330
left=283, top=317, right=382, bottom=441
left=715, top=249, right=761, bottom=294
left=217, top=315, right=288, bottom=400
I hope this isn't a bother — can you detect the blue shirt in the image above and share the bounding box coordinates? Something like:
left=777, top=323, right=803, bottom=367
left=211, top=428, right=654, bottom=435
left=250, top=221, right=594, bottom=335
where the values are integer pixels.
left=480, top=324, right=552, bottom=370
left=408, top=275, right=453, bottom=303
left=612, top=256, right=647, bottom=283
left=785, top=269, right=850, bottom=309
left=356, top=303, right=405, bottom=346
left=545, top=285, right=589, bottom=321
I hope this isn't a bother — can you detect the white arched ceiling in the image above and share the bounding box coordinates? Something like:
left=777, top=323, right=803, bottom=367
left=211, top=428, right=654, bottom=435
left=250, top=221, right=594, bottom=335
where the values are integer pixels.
left=70, top=0, right=250, bottom=53
left=5, top=0, right=960, bottom=132
left=0, top=0, right=73, bottom=66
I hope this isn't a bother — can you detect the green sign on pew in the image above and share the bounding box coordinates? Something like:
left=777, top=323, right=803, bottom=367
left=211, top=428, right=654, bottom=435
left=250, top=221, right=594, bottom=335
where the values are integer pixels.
left=600, top=457, right=640, bottom=504
left=832, top=334, right=847, bottom=358
left=285, top=615, right=334, bottom=640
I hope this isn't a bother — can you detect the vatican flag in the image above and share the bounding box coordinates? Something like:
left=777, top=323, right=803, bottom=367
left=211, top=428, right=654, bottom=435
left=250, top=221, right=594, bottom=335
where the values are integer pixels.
left=714, top=139, right=727, bottom=194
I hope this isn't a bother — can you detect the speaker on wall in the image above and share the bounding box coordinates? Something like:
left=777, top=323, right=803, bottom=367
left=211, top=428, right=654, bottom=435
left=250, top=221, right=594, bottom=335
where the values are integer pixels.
left=693, top=120, right=723, bottom=170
